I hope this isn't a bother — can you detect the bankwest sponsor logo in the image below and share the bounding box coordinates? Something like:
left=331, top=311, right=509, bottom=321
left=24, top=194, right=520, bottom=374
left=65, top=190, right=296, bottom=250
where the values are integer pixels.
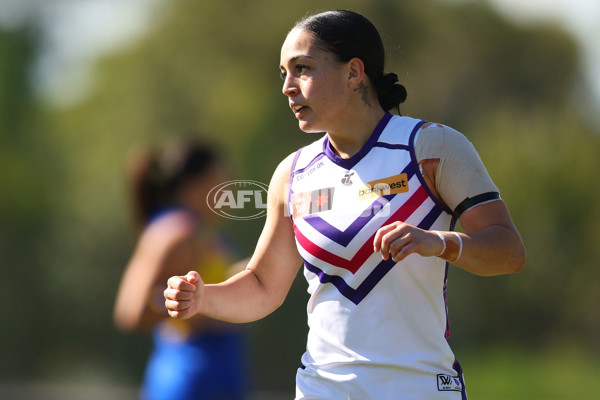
left=358, top=173, right=408, bottom=200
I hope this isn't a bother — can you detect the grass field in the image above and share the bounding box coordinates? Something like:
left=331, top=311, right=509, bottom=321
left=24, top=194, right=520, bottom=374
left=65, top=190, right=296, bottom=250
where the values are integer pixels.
left=457, top=344, right=600, bottom=399
left=1, top=344, right=597, bottom=399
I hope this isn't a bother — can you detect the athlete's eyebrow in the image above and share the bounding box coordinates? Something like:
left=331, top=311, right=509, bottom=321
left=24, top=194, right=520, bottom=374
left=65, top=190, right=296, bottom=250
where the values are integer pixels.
left=279, top=55, right=314, bottom=70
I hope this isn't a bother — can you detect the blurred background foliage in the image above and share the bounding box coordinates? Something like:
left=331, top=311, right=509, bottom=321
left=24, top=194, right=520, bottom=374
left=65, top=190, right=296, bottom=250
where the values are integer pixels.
left=1, top=0, right=599, bottom=397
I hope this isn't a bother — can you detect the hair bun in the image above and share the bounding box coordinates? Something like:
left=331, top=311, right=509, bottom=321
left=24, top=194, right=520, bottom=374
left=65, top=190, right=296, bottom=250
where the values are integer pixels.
left=380, top=72, right=399, bottom=87
left=376, top=73, right=407, bottom=111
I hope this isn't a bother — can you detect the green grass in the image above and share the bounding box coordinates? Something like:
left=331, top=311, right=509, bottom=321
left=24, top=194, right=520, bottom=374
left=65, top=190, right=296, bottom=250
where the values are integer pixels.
left=457, top=344, right=600, bottom=399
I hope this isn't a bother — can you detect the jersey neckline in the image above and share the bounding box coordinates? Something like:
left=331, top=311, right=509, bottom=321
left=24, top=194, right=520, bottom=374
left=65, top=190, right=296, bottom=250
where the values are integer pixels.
left=322, top=112, right=393, bottom=170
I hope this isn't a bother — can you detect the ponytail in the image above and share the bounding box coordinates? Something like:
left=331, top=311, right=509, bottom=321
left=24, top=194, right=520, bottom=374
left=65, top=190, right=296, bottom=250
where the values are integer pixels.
left=127, top=148, right=164, bottom=232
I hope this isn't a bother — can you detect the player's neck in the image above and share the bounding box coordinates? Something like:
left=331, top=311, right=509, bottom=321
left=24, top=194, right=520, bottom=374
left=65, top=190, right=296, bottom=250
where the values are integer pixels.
left=327, top=108, right=386, bottom=159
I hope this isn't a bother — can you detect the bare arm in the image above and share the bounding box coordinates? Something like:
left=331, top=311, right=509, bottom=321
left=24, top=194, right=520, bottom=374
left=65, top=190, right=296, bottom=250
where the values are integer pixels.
left=113, top=213, right=196, bottom=332
left=164, top=154, right=303, bottom=323
left=446, top=200, right=526, bottom=275
left=373, top=158, right=526, bottom=276
left=372, top=199, right=525, bottom=276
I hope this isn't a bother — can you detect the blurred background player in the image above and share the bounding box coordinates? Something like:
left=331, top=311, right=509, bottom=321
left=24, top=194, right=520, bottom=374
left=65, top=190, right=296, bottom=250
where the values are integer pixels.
left=114, top=138, right=250, bottom=400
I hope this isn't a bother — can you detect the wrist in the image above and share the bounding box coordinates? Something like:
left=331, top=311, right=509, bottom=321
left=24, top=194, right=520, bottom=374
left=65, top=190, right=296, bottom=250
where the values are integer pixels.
left=433, top=231, right=463, bottom=263
left=433, top=231, right=446, bottom=257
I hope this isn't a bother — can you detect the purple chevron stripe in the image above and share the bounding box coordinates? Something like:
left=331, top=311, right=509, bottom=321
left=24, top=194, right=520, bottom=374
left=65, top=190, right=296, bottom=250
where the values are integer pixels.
left=302, top=163, right=417, bottom=247
left=303, top=197, right=387, bottom=247
left=302, top=202, right=445, bottom=305
left=304, top=256, right=397, bottom=305
left=418, top=205, right=443, bottom=230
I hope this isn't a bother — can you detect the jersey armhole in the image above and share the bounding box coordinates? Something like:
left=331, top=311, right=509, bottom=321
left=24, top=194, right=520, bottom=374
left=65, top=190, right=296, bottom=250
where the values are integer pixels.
left=288, top=149, right=302, bottom=223
left=409, top=121, right=454, bottom=216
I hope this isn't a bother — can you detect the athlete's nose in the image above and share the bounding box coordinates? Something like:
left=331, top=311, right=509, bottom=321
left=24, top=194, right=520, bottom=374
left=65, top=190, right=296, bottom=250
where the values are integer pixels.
left=282, top=75, right=298, bottom=97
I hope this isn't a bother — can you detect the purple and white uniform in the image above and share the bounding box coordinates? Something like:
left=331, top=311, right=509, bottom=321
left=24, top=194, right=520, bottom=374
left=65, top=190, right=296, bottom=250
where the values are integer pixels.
left=289, top=113, right=468, bottom=400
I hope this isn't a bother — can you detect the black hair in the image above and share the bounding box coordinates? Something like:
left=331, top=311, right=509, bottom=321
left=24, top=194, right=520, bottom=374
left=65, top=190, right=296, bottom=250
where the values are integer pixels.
left=294, top=9, right=407, bottom=113
left=128, top=139, right=219, bottom=229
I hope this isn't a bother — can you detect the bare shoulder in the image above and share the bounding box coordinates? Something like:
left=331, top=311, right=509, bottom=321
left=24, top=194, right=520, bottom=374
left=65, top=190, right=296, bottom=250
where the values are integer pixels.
left=141, top=210, right=197, bottom=249
left=273, top=152, right=297, bottom=181
left=269, top=151, right=298, bottom=201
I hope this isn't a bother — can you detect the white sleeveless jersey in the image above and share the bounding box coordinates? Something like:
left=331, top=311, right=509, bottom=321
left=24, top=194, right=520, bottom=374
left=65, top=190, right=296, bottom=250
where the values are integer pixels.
left=288, top=114, right=467, bottom=400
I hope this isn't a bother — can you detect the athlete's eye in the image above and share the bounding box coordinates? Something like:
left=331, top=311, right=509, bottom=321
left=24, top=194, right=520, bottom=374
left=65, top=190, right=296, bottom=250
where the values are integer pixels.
left=296, top=65, right=309, bottom=74
left=280, top=64, right=308, bottom=80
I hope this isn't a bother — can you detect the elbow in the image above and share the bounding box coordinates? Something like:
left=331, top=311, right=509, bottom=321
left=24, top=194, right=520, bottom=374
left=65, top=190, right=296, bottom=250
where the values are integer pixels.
left=242, top=268, right=289, bottom=323
left=501, top=229, right=527, bottom=275
left=113, top=309, right=139, bottom=333
left=482, top=241, right=526, bottom=277
left=114, top=316, right=135, bottom=333
left=113, top=302, right=152, bottom=333
left=501, top=241, right=526, bottom=275
left=512, top=243, right=527, bottom=273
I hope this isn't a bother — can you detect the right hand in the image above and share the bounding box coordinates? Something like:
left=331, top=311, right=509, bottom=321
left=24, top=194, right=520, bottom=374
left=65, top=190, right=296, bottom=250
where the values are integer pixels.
left=164, top=271, right=204, bottom=319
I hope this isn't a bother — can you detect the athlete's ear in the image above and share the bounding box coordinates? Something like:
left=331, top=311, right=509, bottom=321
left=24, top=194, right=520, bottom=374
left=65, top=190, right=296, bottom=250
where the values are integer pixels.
left=347, top=57, right=365, bottom=89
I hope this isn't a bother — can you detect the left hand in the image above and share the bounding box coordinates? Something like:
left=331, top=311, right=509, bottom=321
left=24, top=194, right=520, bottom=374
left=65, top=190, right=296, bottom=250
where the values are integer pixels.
left=373, top=221, right=443, bottom=262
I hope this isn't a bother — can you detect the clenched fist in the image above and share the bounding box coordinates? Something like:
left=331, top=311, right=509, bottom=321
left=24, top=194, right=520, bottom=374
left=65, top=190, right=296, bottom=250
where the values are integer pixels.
left=164, top=271, right=204, bottom=319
